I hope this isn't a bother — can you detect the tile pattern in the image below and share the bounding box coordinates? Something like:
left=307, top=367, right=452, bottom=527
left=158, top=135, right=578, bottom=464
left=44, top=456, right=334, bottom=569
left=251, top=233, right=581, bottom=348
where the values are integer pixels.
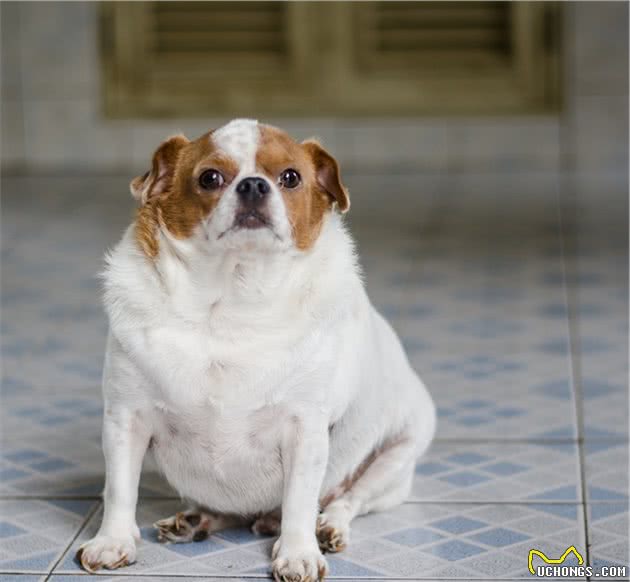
left=55, top=501, right=586, bottom=580
left=412, top=442, right=581, bottom=503
left=1, top=174, right=627, bottom=580
left=0, top=499, right=98, bottom=574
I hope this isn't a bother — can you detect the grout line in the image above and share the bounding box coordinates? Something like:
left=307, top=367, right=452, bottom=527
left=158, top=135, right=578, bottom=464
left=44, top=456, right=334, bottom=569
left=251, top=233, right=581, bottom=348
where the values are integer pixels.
left=558, top=163, right=592, bottom=568
left=433, top=437, right=628, bottom=444
left=555, top=19, right=592, bottom=573
left=44, top=500, right=102, bottom=582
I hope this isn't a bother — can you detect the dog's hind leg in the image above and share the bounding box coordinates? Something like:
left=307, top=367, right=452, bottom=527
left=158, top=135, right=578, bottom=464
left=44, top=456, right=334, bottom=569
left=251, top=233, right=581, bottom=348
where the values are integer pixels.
left=154, top=510, right=243, bottom=543
left=317, top=432, right=418, bottom=553
left=251, top=508, right=281, bottom=537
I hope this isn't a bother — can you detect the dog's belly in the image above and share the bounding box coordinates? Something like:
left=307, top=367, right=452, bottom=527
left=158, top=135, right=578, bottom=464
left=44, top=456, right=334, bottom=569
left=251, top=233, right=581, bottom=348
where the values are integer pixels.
left=149, top=405, right=285, bottom=515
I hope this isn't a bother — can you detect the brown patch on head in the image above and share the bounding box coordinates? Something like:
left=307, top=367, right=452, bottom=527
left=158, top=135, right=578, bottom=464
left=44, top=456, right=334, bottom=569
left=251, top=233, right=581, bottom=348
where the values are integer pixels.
left=132, top=123, right=350, bottom=257
left=131, top=131, right=239, bottom=258
left=257, top=125, right=350, bottom=250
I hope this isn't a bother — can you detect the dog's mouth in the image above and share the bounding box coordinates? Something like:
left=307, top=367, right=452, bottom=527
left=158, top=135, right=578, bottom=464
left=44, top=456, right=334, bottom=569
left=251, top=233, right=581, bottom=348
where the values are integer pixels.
left=217, top=209, right=279, bottom=240
left=233, top=210, right=271, bottom=230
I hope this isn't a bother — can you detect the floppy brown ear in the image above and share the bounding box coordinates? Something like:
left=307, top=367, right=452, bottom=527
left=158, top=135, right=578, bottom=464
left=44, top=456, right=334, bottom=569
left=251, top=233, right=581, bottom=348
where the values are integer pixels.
left=302, top=139, right=350, bottom=213
left=130, top=135, right=189, bottom=205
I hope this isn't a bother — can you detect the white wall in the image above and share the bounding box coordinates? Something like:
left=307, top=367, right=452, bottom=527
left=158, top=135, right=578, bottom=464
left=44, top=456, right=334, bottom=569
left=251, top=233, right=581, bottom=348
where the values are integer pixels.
left=0, top=2, right=627, bottom=175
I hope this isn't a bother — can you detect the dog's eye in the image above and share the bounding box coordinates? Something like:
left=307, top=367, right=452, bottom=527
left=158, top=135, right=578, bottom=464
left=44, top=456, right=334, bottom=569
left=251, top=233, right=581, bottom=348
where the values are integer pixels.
left=279, top=169, right=301, bottom=189
left=199, top=169, right=224, bottom=190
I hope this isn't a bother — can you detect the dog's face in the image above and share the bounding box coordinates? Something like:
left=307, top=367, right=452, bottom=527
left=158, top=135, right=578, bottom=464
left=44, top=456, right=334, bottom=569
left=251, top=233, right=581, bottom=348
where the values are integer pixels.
left=131, top=119, right=350, bottom=257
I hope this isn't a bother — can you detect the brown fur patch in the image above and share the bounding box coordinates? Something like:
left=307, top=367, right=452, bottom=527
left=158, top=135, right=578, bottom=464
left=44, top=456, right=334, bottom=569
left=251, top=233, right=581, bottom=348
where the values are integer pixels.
left=302, top=139, right=350, bottom=214
left=251, top=510, right=282, bottom=536
left=257, top=125, right=348, bottom=250
left=134, top=202, right=161, bottom=258
left=320, top=434, right=411, bottom=509
left=316, top=522, right=347, bottom=553
left=132, top=131, right=239, bottom=258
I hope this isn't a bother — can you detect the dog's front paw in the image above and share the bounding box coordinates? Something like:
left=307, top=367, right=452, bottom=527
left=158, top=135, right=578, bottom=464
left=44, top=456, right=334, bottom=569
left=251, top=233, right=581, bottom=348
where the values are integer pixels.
left=272, top=537, right=328, bottom=582
left=76, top=535, right=137, bottom=573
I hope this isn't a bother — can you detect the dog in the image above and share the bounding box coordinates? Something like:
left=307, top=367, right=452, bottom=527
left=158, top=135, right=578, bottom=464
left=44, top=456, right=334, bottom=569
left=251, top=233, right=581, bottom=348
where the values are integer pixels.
left=77, top=119, right=436, bottom=581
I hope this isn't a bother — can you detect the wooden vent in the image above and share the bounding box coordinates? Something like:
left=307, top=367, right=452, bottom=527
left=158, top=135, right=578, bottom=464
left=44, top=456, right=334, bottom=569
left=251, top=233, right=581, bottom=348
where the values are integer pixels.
left=359, top=1, right=512, bottom=69
left=150, top=2, right=288, bottom=70
left=101, top=2, right=561, bottom=117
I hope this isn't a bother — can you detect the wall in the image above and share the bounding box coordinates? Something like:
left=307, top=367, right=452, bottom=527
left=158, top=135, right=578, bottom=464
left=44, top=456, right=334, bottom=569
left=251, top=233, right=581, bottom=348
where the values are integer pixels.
left=566, top=2, right=628, bottom=175
left=0, top=2, right=627, bottom=176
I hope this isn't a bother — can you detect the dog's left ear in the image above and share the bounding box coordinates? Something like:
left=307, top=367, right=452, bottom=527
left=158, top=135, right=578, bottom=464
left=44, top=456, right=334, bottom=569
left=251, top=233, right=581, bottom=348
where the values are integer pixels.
left=130, top=134, right=189, bottom=205
left=302, top=139, right=350, bottom=213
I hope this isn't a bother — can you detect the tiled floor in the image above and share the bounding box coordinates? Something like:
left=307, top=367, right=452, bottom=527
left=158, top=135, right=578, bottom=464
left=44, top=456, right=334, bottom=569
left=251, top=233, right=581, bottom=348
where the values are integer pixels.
left=1, top=173, right=627, bottom=581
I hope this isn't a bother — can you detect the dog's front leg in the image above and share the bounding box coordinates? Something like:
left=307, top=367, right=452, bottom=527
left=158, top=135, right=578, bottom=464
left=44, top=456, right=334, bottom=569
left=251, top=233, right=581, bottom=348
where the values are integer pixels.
left=272, top=412, right=329, bottom=582
left=77, top=404, right=150, bottom=573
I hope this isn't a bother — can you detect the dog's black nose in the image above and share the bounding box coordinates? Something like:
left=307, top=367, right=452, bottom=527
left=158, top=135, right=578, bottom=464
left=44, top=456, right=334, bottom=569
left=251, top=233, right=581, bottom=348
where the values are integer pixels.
left=236, top=177, right=270, bottom=204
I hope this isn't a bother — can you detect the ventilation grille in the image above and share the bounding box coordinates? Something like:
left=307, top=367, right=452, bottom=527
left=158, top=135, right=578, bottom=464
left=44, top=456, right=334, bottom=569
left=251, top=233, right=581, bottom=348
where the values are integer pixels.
left=101, top=2, right=560, bottom=117
left=150, top=2, right=289, bottom=68
left=359, top=1, right=512, bottom=68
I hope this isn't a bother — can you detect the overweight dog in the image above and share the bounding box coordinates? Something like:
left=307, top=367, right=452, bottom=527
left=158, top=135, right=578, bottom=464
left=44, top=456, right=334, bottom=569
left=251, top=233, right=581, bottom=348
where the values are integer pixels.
left=78, top=119, right=436, bottom=581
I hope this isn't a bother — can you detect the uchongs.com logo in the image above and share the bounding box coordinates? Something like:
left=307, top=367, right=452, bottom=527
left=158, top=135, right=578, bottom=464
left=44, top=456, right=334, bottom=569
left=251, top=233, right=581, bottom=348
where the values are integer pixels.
left=528, top=546, right=628, bottom=578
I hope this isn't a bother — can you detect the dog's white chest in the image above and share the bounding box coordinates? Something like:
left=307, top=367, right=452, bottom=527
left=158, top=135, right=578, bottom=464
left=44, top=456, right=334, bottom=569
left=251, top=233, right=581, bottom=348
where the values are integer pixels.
left=149, top=399, right=285, bottom=514
left=125, top=308, right=338, bottom=514
left=136, top=321, right=291, bottom=408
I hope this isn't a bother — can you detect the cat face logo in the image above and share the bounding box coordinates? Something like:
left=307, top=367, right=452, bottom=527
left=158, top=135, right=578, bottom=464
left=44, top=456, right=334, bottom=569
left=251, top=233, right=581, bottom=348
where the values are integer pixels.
left=528, top=546, right=584, bottom=575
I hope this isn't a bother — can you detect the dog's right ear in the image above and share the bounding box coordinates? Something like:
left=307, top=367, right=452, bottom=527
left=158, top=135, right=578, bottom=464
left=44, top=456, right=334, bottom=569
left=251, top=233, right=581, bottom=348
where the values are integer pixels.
left=130, top=135, right=189, bottom=205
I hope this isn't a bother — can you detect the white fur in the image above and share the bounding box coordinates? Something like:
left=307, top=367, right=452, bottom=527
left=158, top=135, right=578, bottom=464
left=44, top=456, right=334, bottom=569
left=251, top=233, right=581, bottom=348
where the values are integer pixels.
left=203, top=119, right=292, bottom=251
left=212, top=118, right=259, bottom=172
left=78, top=120, right=436, bottom=579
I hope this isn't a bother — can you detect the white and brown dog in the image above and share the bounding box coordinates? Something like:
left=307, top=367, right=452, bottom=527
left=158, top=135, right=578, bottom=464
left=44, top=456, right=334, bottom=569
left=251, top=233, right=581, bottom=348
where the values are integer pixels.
left=78, top=119, right=435, bottom=581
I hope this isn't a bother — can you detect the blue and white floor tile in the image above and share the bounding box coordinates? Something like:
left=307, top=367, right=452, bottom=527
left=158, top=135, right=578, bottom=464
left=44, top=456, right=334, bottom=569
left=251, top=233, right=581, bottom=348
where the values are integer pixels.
left=1, top=174, right=627, bottom=580
left=0, top=499, right=97, bottom=574
left=573, top=285, right=628, bottom=440
left=52, top=500, right=586, bottom=580
left=56, top=499, right=278, bottom=577
left=0, top=388, right=175, bottom=498
left=412, top=442, right=581, bottom=502
left=587, top=502, right=629, bottom=577
left=584, top=441, right=629, bottom=503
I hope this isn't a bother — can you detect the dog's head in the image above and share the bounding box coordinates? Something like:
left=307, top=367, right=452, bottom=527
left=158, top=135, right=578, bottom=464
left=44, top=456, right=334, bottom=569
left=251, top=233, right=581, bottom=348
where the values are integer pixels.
left=131, top=119, right=349, bottom=257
